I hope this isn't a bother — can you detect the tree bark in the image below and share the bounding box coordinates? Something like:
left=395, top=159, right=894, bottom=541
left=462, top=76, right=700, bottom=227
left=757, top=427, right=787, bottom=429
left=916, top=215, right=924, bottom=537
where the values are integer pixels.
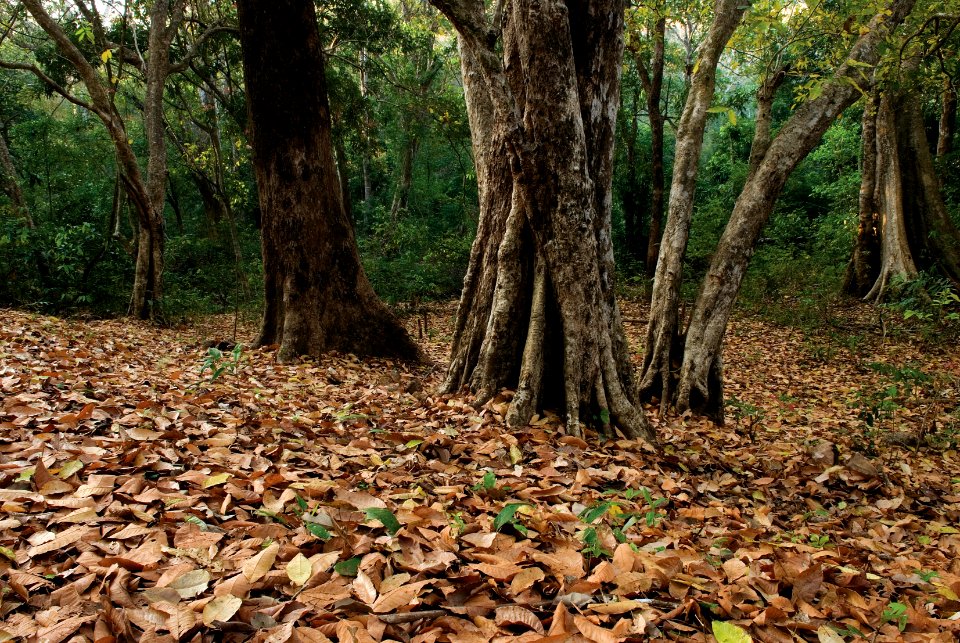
left=389, top=133, right=418, bottom=222
left=621, top=82, right=648, bottom=264
left=675, top=0, right=917, bottom=417
left=747, top=67, right=787, bottom=179
left=638, top=0, right=750, bottom=413
left=237, top=0, right=419, bottom=362
left=434, top=0, right=655, bottom=443
left=843, top=92, right=882, bottom=296
left=129, top=0, right=185, bottom=320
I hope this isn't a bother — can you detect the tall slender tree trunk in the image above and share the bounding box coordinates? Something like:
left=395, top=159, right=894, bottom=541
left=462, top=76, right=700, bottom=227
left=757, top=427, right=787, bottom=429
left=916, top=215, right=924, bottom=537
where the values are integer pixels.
left=620, top=81, right=647, bottom=263
left=674, top=0, right=917, bottom=417
left=129, top=0, right=184, bottom=320
left=0, top=131, right=33, bottom=229
left=938, top=78, right=956, bottom=158
left=434, top=0, right=655, bottom=443
left=843, top=93, right=882, bottom=296
left=637, top=17, right=666, bottom=276
left=237, top=0, right=418, bottom=362
left=638, top=0, right=750, bottom=412
left=21, top=0, right=181, bottom=321
left=389, top=133, right=418, bottom=222
left=747, top=67, right=787, bottom=178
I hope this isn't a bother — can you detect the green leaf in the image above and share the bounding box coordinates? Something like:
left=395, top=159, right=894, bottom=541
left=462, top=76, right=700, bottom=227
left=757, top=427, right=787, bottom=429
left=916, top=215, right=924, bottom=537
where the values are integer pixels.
left=494, top=503, right=527, bottom=532
left=184, top=515, right=209, bottom=529
left=305, top=522, right=331, bottom=541
left=579, top=501, right=614, bottom=524
left=712, top=620, right=753, bottom=643
left=808, top=81, right=824, bottom=101
left=334, top=557, right=361, bottom=577
left=364, top=507, right=401, bottom=535
left=598, top=408, right=611, bottom=425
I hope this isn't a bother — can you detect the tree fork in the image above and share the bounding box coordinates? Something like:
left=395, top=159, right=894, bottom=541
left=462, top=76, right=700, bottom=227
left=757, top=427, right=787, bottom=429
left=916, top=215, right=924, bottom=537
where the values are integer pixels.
left=638, top=0, right=750, bottom=411
left=676, top=0, right=917, bottom=414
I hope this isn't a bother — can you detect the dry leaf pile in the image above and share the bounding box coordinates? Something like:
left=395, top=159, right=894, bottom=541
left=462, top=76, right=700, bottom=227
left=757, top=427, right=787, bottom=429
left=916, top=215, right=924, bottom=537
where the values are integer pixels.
left=1, top=302, right=959, bottom=642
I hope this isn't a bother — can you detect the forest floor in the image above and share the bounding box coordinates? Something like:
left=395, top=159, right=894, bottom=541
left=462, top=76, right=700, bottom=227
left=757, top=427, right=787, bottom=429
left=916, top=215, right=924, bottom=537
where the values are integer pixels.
left=1, top=300, right=959, bottom=643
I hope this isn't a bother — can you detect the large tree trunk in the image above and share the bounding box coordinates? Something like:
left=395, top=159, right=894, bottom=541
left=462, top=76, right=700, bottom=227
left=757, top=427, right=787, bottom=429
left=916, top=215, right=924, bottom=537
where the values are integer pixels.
left=638, top=0, right=749, bottom=413
left=443, top=36, right=518, bottom=396
left=864, top=86, right=960, bottom=300
left=674, top=0, right=917, bottom=417
left=237, top=0, right=418, bottom=362
left=864, top=92, right=918, bottom=300
left=434, top=0, right=655, bottom=443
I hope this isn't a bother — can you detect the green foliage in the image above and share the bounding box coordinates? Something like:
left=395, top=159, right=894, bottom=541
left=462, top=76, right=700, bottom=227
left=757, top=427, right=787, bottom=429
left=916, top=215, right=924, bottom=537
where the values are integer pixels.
left=364, top=507, right=401, bottom=535
left=881, top=601, right=909, bottom=632
left=360, top=213, right=473, bottom=302
left=493, top=503, right=528, bottom=535
left=881, top=273, right=960, bottom=337
left=199, top=343, right=244, bottom=383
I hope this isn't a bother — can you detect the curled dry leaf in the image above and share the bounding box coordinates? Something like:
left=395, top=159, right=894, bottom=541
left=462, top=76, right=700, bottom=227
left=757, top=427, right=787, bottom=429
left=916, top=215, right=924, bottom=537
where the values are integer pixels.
left=573, top=615, right=625, bottom=643
left=494, top=605, right=544, bottom=634
left=371, top=580, right=431, bottom=613
left=352, top=570, right=378, bottom=604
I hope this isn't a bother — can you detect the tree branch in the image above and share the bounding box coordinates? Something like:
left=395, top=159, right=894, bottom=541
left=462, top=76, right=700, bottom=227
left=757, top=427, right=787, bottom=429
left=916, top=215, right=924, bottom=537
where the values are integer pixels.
left=0, top=59, right=96, bottom=113
left=169, top=24, right=239, bottom=74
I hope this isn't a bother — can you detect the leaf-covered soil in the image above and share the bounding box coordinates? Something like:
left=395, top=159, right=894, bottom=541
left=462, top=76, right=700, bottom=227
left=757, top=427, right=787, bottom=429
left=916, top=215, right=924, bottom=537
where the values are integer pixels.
left=1, top=302, right=959, bottom=642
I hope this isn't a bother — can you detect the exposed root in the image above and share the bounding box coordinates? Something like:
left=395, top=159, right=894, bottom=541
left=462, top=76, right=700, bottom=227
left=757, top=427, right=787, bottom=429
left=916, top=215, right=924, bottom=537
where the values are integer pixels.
left=507, top=259, right=546, bottom=428
left=600, top=339, right=658, bottom=446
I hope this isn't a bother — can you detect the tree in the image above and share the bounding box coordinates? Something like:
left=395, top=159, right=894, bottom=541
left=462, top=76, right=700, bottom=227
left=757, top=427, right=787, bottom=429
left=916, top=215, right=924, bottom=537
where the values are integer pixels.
left=430, top=0, right=655, bottom=443
left=850, top=83, right=960, bottom=301
left=236, top=0, right=419, bottom=362
left=8, top=0, right=230, bottom=320
left=0, top=126, right=33, bottom=231
left=639, top=0, right=749, bottom=414
left=626, top=4, right=668, bottom=275
left=669, top=0, right=917, bottom=417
